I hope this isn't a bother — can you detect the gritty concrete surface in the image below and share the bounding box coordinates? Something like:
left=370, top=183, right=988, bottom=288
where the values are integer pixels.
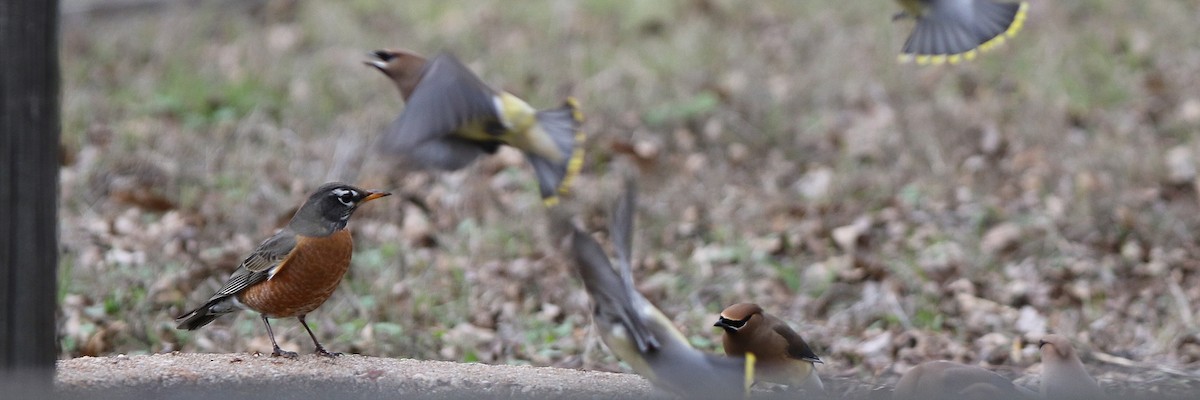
left=51, top=353, right=1200, bottom=399
left=55, top=353, right=662, bottom=399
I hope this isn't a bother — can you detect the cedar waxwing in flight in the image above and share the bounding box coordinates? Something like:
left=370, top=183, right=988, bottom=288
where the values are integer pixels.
left=558, top=178, right=754, bottom=398
left=714, top=303, right=824, bottom=391
left=1039, top=334, right=1104, bottom=399
left=365, top=49, right=585, bottom=205
left=893, top=0, right=1029, bottom=65
left=892, top=360, right=1039, bottom=400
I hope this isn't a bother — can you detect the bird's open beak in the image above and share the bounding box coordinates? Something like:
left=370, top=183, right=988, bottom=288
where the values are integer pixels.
left=362, top=191, right=392, bottom=202
left=364, top=50, right=390, bottom=70
left=364, top=59, right=388, bottom=70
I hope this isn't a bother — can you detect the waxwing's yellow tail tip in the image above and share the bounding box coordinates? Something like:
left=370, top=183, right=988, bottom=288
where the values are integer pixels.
left=566, top=97, right=584, bottom=123
left=902, top=48, right=980, bottom=66
left=898, top=1, right=1027, bottom=66
left=972, top=1, right=1026, bottom=55
left=1008, top=2, right=1029, bottom=38
left=743, top=352, right=757, bottom=398
left=558, top=131, right=586, bottom=195
left=555, top=97, right=586, bottom=199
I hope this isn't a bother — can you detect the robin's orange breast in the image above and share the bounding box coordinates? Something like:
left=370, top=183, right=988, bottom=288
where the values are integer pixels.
left=238, top=229, right=353, bottom=318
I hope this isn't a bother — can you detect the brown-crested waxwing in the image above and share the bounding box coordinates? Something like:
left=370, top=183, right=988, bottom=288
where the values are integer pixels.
left=366, top=49, right=584, bottom=205
left=715, top=303, right=824, bottom=391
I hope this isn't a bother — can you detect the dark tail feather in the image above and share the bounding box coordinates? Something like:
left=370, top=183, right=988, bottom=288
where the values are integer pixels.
left=175, top=298, right=230, bottom=330
left=528, top=98, right=585, bottom=205
left=974, top=0, right=1027, bottom=51
left=898, top=1, right=1027, bottom=64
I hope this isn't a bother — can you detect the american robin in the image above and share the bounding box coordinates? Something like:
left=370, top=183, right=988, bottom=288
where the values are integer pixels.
left=175, top=182, right=391, bottom=358
left=893, top=360, right=1038, bottom=400
left=893, top=0, right=1028, bottom=65
left=556, top=176, right=753, bottom=398
left=365, top=49, right=585, bottom=205
left=714, top=303, right=824, bottom=391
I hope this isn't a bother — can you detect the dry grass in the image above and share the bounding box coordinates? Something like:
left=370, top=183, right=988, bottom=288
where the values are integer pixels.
left=58, top=0, right=1200, bottom=394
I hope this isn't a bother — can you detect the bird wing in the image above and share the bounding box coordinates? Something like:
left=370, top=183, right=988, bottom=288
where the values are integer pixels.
left=773, top=323, right=822, bottom=363
left=209, top=229, right=298, bottom=299
left=610, top=175, right=637, bottom=293
left=902, top=0, right=1025, bottom=59
left=381, top=52, right=501, bottom=164
left=607, top=177, right=665, bottom=352
left=569, top=223, right=662, bottom=353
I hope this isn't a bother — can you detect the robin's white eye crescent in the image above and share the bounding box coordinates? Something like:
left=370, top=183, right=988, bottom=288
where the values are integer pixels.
left=331, top=188, right=358, bottom=206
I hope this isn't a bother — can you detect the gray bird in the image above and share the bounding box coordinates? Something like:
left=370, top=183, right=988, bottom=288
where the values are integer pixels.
left=1039, top=334, right=1104, bottom=400
left=893, top=360, right=1038, bottom=400
left=558, top=177, right=753, bottom=398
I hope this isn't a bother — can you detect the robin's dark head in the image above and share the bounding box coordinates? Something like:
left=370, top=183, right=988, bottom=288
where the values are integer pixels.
left=290, top=182, right=390, bottom=236
left=365, top=49, right=427, bottom=100
left=714, top=303, right=764, bottom=334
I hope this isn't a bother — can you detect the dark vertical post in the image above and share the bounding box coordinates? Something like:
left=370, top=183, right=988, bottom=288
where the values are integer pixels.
left=0, top=0, right=61, bottom=390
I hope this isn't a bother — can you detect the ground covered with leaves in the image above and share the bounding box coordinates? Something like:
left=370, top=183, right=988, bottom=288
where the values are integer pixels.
left=58, top=0, right=1200, bottom=396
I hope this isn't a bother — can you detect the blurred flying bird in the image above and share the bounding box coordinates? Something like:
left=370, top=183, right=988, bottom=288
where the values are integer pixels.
left=176, top=183, right=390, bottom=358
left=893, top=0, right=1028, bottom=65
left=366, top=49, right=584, bottom=205
left=557, top=177, right=754, bottom=398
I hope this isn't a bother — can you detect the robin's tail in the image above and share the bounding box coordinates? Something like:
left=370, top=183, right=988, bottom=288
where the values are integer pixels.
left=898, top=1, right=1028, bottom=65
left=175, top=297, right=236, bottom=330
left=526, top=98, right=585, bottom=205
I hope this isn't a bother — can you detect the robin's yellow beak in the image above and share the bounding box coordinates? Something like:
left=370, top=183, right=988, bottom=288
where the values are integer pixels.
left=362, top=191, right=392, bottom=202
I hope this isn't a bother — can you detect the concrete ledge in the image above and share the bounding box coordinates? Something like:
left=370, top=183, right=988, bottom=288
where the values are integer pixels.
left=54, top=353, right=1200, bottom=399
left=56, top=353, right=661, bottom=399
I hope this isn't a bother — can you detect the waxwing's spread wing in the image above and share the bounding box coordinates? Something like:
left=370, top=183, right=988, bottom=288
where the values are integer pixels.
left=381, top=53, right=501, bottom=169
left=610, top=176, right=637, bottom=293
left=569, top=225, right=660, bottom=353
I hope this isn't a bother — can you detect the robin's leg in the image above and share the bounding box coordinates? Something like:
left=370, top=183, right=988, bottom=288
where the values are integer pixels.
left=298, top=314, right=341, bottom=357
left=261, top=314, right=298, bottom=359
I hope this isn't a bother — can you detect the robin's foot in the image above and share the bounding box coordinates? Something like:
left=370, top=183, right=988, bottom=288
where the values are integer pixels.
left=315, top=347, right=342, bottom=358
left=272, top=347, right=299, bottom=359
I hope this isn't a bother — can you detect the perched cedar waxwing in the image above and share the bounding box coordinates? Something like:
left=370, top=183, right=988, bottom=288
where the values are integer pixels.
left=558, top=178, right=753, bottom=398
left=1039, top=334, right=1104, bottom=399
left=892, top=360, right=1039, bottom=400
left=365, top=49, right=584, bottom=205
left=714, top=303, right=824, bottom=391
left=893, top=0, right=1029, bottom=65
